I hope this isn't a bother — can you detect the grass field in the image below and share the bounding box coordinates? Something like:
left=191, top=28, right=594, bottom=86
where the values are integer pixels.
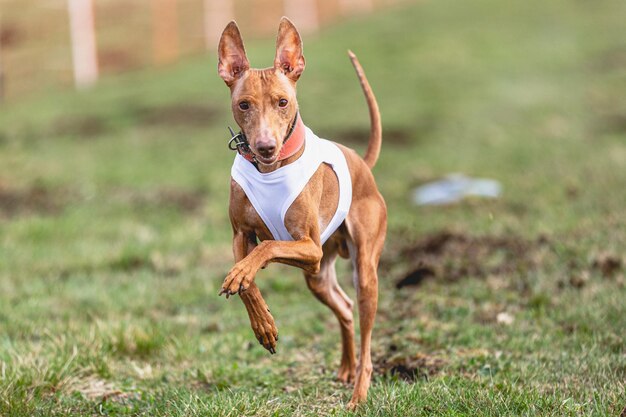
left=1, top=0, right=625, bottom=415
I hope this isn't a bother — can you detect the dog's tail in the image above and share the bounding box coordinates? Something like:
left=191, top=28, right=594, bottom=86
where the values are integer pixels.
left=348, top=50, right=382, bottom=169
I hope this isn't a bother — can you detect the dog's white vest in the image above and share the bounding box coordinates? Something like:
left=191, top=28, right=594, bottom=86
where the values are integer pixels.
left=231, top=126, right=352, bottom=244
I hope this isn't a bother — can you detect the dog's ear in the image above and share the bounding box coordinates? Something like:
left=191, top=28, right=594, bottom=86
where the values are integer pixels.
left=218, top=21, right=249, bottom=86
left=274, top=17, right=305, bottom=82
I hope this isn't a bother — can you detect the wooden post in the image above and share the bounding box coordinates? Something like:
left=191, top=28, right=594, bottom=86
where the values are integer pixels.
left=283, top=0, right=319, bottom=34
left=203, top=0, right=234, bottom=50
left=339, top=0, right=374, bottom=15
left=152, top=0, right=179, bottom=65
left=67, top=0, right=99, bottom=89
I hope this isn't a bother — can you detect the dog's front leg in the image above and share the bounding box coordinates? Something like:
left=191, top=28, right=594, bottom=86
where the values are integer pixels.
left=220, top=237, right=322, bottom=296
left=240, top=284, right=278, bottom=353
left=230, top=231, right=279, bottom=353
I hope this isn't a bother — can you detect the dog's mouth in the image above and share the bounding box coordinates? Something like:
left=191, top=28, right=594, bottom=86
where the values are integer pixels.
left=252, top=142, right=280, bottom=165
left=255, top=153, right=278, bottom=165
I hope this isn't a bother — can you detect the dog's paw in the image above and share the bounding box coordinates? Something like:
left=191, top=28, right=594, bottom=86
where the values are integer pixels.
left=219, top=262, right=255, bottom=297
left=346, top=401, right=359, bottom=412
left=250, top=311, right=279, bottom=354
left=337, top=363, right=356, bottom=384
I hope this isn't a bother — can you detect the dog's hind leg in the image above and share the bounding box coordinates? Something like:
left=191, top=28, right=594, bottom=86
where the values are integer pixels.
left=304, top=246, right=357, bottom=383
left=345, top=201, right=386, bottom=409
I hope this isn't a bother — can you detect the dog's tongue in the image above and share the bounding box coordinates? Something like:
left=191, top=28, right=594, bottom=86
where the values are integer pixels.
left=277, top=115, right=306, bottom=161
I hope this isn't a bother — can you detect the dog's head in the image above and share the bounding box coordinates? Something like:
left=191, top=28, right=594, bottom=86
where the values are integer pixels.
left=218, top=18, right=305, bottom=165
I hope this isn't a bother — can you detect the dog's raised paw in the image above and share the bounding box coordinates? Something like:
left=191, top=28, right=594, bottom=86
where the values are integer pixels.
left=220, top=262, right=255, bottom=296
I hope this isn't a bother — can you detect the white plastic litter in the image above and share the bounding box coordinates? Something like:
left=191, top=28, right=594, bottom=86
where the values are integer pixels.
left=412, top=173, right=502, bottom=206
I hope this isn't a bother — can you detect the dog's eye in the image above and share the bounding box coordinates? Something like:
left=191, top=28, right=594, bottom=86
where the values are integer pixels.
left=238, top=101, right=250, bottom=111
left=278, top=98, right=288, bottom=108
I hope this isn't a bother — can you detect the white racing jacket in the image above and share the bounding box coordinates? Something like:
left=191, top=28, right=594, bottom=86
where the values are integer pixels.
left=231, top=126, right=352, bottom=244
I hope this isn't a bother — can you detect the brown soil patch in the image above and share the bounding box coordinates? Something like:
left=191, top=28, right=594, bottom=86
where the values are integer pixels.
left=115, top=186, right=207, bottom=214
left=395, top=266, right=435, bottom=289
left=592, top=46, right=626, bottom=72
left=375, top=353, right=445, bottom=382
left=132, top=188, right=205, bottom=213
left=591, top=252, right=622, bottom=278
left=596, top=112, right=626, bottom=135
left=0, top=183, right=66, bottom=218
left=54, top=250, right=188, bottom=279
left=385, top=231, right=547, bottom=288
left=329, top=126, right=416, bottom=146
left=52, top=115, right=110, bottom=138
left=137, top=103, right=220, bottom=127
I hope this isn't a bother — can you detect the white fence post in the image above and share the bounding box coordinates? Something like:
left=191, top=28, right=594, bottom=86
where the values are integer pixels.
left=67, top=0, right=98, bottom=89
left=203, top=0, right=234, bottom=50
left=283, top=0, right=319, bottom=34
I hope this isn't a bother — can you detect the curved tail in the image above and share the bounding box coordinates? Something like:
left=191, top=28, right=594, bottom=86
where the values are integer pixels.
left=348, top=50, right=382, bottom=169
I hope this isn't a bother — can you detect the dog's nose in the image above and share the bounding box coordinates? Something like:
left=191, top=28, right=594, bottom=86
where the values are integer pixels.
left=257, top=142, right=276, bottom=158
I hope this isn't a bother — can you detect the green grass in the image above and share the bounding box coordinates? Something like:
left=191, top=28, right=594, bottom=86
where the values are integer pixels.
left=1, top=0, right=625, bottom=415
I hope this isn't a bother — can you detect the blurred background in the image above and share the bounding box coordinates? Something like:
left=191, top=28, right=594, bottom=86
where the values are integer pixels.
left=0, top=0, right=625, bottom=415
left=0, top=0, right=398, bottom=100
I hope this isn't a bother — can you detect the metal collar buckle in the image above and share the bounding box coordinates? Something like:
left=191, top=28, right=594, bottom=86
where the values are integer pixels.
left=228, top=126, right=250, bottom=153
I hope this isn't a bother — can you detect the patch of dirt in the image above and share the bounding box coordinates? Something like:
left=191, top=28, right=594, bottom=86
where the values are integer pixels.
left=329, top=126, right=417, bottom=146
left=596, top=112, right=626, bottom=134
left=592, top=252, right=623, bottom=278
left=54, top=250, right=188, bottom=279
left=591, top=46, right=626, bottom=72
left=375, top=353, right=445, bottom=382
left=559, top=252, right=624, bottom=290
left=52, top=115, right=110, bottom=138
left=116, top=186, right=207, bottom=214
left=396, top=266, right=435, bottom=289
left=136, top=103, right=220, bottom=127
left=383, top=231, right=547, bottom=288
left=0, top=183, right=67, bottom=218
left=106, top=254, right=150, bottom=273
left=568, top=271, right=590, bottom=288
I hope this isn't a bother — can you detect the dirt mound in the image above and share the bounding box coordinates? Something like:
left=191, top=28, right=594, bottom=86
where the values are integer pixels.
left=329, top=126, right=416, bottom=146
left=592, top=252, right=622, bottom=278
left=114, top=186, right=207, bottom=214
left=375, top=352, right=445, bottom=381
left=137, top=103, right=220, bottom=127
left=386, top=231, right=547, bottom=288
left=53, top=115, right=110, bottom=138
left=0, top=184, right=66, bottom=218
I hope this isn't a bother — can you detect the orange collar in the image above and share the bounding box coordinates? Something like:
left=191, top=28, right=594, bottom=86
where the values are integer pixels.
left=232, top=113, right=306, bottom=164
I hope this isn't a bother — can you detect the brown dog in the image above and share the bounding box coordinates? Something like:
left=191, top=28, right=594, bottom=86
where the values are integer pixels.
left=217, top=17, right=386, bottom=408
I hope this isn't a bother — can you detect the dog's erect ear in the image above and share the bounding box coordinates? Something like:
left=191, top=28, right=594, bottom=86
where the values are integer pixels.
left=218, top=21, right=249, bottom=86
left=274, top=17, right=305, bottom=82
